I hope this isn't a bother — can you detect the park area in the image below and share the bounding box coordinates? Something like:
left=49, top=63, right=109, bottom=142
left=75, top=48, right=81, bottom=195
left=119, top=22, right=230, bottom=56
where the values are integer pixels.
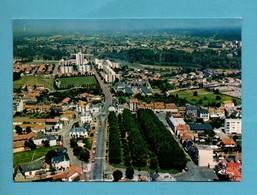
left=13, top=146, right=59, bottom=168
left=172, top=89, right=241, bottom=106
left=14, top=75, right=54, bottom=90
left=58, top=76, right=97, bottom=88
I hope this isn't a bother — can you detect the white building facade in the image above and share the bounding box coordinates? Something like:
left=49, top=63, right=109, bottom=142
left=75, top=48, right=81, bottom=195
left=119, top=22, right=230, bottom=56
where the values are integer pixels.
left=224, top=118, right=242, bottom=134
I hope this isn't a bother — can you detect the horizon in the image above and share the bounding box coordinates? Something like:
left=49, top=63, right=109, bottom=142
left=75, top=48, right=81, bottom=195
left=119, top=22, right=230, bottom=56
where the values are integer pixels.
left=13, top=19, right=242, bottom=34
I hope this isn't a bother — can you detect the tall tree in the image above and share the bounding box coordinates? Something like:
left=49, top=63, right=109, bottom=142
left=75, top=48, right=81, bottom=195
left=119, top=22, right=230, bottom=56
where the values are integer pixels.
left=25, top=126, right=32, bottom=134
left=15, top=125, right=23, bottom=134
left=113, top=170, right=123, bottom=182
left=125, top=166, right=134, bottom=179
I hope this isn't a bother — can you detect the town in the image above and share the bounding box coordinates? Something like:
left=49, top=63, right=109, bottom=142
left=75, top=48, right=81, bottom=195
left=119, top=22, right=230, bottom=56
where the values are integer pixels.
left=13, top=27, right=242, bottom=182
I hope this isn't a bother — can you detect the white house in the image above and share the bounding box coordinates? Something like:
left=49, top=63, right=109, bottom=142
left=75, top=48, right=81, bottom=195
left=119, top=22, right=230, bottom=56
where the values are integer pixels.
left=88, top=104, right=102, bottom=115
left=76, top=100, right=88, bottom=113
left=32, top=134, right=57, bottom=146
left=198, top=108, right=209, bottom=121
left=70, top=127, right=89, bottom=138
left=224, top=118, right=242, bottom=134
left=80, top=111, right=93, bottom=124
left=51, top=148, right=70, bottom=170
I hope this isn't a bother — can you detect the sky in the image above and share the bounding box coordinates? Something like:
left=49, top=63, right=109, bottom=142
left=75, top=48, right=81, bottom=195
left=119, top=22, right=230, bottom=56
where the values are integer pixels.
left=13, top=18, right=242, bottom=34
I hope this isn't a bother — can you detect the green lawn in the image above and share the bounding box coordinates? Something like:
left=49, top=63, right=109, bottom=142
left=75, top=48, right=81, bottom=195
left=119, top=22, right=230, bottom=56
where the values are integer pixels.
left=14, top=75, right=54, bottom=90
left=58, top=76, right=97, bottom=88
left=13, top=146, right=59, bottom=168
left=172, top=89, right=241, bottom=106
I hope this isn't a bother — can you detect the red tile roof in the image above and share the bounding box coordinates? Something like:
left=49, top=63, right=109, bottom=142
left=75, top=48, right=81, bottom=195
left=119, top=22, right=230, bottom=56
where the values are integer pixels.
left=130, top=98, right=139, bottom=103
left=61, top=97, right=71, bottom=104
left=13, top=132, right=37, bottom=141
left=221, top=138, right=236, bottom=146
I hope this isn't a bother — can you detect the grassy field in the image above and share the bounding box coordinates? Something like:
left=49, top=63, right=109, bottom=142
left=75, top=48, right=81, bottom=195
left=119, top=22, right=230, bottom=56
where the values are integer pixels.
left=13, top=146, right=59, bottom=168
left=172, top=89, right=241, bottom=106
left=58, top=76, right=97, bottom=88
left=14, top=75, right=54, bottom=90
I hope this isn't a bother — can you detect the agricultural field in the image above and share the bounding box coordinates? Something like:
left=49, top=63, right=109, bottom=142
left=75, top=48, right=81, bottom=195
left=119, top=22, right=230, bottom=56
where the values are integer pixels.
left=172, top=89, right=241, bottom=106
left=58, top=76, right=97, bottom=88
left=14, top=75, right=54, bottom=90
left=13, top=146, right=59, bottom=168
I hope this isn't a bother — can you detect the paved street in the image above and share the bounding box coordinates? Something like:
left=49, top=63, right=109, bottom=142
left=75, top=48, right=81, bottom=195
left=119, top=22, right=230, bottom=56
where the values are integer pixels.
left=61, top=118, right=89, bottom=171
left=91, top=66, right=113, bottom=181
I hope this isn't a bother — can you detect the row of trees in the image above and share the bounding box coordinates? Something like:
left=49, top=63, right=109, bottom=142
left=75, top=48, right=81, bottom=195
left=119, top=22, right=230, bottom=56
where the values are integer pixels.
left=137, top=109, right=187, bottom=170
left=118, top=114, right=131, bottom=166
left=15, top=125, right=32, bottom=135
left=122, top=109, right=149, bottom=167
left=108, top=112, right=122, bottom=164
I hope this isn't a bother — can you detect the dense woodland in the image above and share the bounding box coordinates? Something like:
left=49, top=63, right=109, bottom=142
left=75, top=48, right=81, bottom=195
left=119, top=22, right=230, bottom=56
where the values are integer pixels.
left=102, top=48, right=241, bottom=70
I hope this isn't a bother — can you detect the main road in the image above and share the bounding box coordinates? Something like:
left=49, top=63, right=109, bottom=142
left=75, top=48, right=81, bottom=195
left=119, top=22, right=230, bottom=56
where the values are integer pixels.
left=91, top=66, right=113, bottom=181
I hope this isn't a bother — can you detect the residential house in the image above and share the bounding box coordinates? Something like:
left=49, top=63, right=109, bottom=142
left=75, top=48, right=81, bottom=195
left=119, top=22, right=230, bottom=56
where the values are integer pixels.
left=76, top=100, right=88, bottom=113
left=175, top=124, right=194, bottom=143
left=226, top=162, right=242, bottom=181
left=186, top=105, right=198, bottom=120
left=23, top=104, right=51, bottom=114
left=51, top=148, right=70, bottom=170
left=208, top=107, right=225, bottom=119
left=80, top=111, right=93, bottom=124
left=70, top=127, right=89, bottom=138
left=13, top=141, right=25, bottom=153
left=88, top=104, right=102, bottom=115
left=198, top=108, right=210, bottom=121
left=178, top=106, right=186, bottom=117
left=153, top=102, right=165, bottom=113
left=221, top=138, right=236, bottom=147
left=32, top=134, right=57, bottom=146
left=52, top=165, right=85, bottom=182
left=165, top=103, right=178, bottom=113
left=13, top=132, right=37, bottom=153
left=223, top=100, right=235, bottom=108
left=14, top=160, right=46, bottom=182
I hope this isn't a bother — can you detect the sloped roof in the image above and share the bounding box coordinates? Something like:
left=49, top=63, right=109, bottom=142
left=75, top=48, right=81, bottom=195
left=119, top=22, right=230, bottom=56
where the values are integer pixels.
left=19, top=160, right=45, bottom=173
left=61, top=97, right=71, bottom=104
left=188, top=123, right=213, bottom=131
left=221, top=138, right=236, bottom=145
left=13, top=132, right=37, bottom=141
